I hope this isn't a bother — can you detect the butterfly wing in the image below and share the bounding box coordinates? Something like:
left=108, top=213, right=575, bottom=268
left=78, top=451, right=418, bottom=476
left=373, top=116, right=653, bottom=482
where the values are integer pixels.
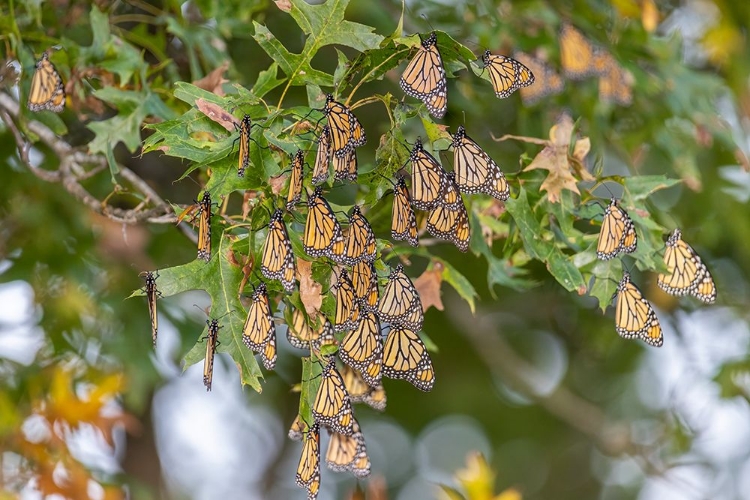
left=27, top=53, right=65, bottom=113
left=242, top=283, right=277, bottom=370
left=261, top=210, right=296, bottom=293
left=382, top=325, right=435, bottom=391
left=400, top=32, right=447, bottom=118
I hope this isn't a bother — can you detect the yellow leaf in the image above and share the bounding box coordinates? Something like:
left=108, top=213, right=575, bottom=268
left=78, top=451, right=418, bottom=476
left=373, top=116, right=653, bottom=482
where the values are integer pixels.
left=495, top=488, right=522, bottom=500
left=641, top=0, right=659, bottom=32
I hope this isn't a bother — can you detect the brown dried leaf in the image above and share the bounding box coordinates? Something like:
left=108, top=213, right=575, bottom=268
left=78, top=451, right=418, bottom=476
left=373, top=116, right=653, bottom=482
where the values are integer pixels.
left=242, top=190, right=258, bottom=220
left=297, top=259, right=322, bottom=315
left=195, top=98, right=238, bottom=132
left=521, top=114, right=594, bottom=203
left=413, top=261, right=444, bottom=312
left=193, top=61, right=230, bottom=96
left=269, top=173, right=287, bottom=196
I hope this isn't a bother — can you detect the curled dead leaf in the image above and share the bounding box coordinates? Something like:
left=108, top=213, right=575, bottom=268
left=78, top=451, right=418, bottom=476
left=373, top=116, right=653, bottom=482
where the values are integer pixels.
left=192, top=61, right=230, bottom=96
left=297, top=259, right=322, bottom=315
left=413, top=261, right=444, bottom=312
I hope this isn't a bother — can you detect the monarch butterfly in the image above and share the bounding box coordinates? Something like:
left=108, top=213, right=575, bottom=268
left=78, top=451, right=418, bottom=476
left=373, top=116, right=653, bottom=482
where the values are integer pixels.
left=595, top=52, right=633, bottom=106
left=312, top=125, right=331, bottom=185
left=303, top=187, right=346, bottom=261
left=559, top=24, right=602, bottom=80
left=409, top=137, right=451, bottom=210
left=287, top=309, right=337, bottom=350
left=295, top=422, right=321, bottom=500
left=288, top=414, right=304, bottom=441
left=340, top=364, right=387, bottom=411
left=197, top=191, right=213, bottom=262
left=513, top=52, right=564, bottom=106
left=658, top=229, right=716, bottom=304
left=451, top=125, right=510, bottom=200
left=613, top=272, right=663, bottom=347
left=203, top=318, right=221, bottom=391
left=334, top=269, right=360, bottom=332
left=597, top=198, right=637, bottom=260
left=325, top=417, right=371, bottom=478
left=426, top=173, right=470, bottom=252
left=261, top=209, right=296, bottom=293
left=140, top=271, right=160, bottom=348
left=339, top=311, right=383, bottom=388
left=242, top=282, right=277, bottom=370
left=235, top=114, right=252, bottom=177
left=286, top=150, right=305, bottom=211
left=378, top=264, right=424, bottom=331
left=324, top=94, right=366, bottom=158
left=382, top=325, right=435, bottom=391
left=351, top=260, right=379, bottom=313
left=312, top=356, right=354, bottom=435
left=343, top=206, right=376, bottom=265
left=333, top=148, right=358, bottom=182
left=27, top=52, right=65, bottom=113
left=481, top=50, right=535, bottom=99
left=400, top=32, right=447, bottom=119
left=390, top=176, right=419, bottom=247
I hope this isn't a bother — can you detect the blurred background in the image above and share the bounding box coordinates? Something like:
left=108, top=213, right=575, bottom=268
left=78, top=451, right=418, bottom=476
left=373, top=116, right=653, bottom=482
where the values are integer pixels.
left=2, top=0, right=750, bottom=499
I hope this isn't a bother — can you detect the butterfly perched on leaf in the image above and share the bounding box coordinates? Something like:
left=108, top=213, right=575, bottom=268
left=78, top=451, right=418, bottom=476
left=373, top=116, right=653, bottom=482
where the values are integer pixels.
left=351, top=260, right=379, bottom=313
left=340, top=364, right=386, bottom=411
left=235, top=114, right=253, bottom=177
left=597, top=198, right=637, bottom=260
left=594, top=52, right=633, bottom=106
left=324, top=94, right=366, bottom=157
left=303, top=187, right=345, bottom=261
left=613, top=272, right=663, bottom=347
left=338, top=310, right=383, bottom=388
left=409, top=137, right=451, bottom=211
left=203, top=319, right=221, bottom=391
left=261, top=209, right=296, bottom=293
left=426, top=172, right=470, bottom=252
left=378, top=264, right=424, bottom=331
left=312, top=356, right=354, bottom=435
left=400, top=32, right=447, bottom=119
left=334, top=269, right=360, bottom=332
left=391, top=176, right=419, bottom=247
left=295, top=422, right=321, bottom=500
left=140, top=271, right=160, bottom=348
left=325, top=417, right=370, bottom=478
left=481, top=50, right=535, bottom=98
left=286, top=150, right=305, bottom=211
left=197, top=192, right=213, bottom=261
left=343, top=206, right=376, bottom=265
left=658, top=229, right=716, bottom=304
left=27, top=52, right=65, bottom=112
left=451, top=125, right=510, bottom=200
left=242, top=282, right=277, bottom=370
left=286, top=309, right=336, bottom=351
left=513, top=51, right=564, bottom=105
left=333, top=148, right=358, bottom=182
left=312, top=125, right=331, bottom=185
left=382, top=324, right=435, bottom=391
left=559, top=23, right=603, bottom=80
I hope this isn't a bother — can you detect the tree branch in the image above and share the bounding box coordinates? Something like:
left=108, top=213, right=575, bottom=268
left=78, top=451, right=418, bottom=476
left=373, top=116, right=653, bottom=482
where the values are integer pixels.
left=0, top=92, right=198, bottom=243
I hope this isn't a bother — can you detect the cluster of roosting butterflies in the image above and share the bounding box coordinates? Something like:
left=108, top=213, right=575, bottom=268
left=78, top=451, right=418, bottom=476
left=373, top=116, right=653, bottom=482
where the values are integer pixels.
left=598, top=199, right=716, bottom=347
left=27, top=23, right=697, bottom=500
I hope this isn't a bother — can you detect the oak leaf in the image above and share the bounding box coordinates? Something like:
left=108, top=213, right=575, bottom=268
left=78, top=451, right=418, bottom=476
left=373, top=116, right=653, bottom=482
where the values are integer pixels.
left=413, top=261, right=444, bottom=312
